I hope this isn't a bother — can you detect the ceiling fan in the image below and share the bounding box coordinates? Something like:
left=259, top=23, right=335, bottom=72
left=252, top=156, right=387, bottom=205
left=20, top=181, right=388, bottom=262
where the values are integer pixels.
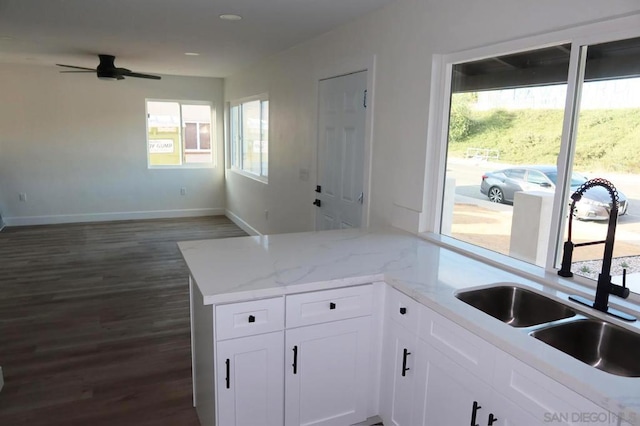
left=56, top=54, right=161, bottom=81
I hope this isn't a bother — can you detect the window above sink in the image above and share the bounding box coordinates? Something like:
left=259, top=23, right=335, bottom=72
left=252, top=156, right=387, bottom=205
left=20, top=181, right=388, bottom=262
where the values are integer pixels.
left=424, top=15, right=640, bottom=299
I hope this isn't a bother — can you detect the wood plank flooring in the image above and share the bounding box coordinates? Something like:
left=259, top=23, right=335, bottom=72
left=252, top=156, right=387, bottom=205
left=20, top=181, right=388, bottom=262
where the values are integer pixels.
left=0, top=216, right=248, bottom=426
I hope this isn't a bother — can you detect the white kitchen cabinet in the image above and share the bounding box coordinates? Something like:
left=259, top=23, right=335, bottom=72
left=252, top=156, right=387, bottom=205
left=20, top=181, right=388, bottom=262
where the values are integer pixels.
left=415, top=340, right=540, bottom=426
left=416, top=339, right=494, bottom=426
left=191, top=283, right=375, bottom=426
left=191, top=275, right=633, bottom=426
left=285, top=315, right=372, bottom=426
left=418, top=307, right=495, bottom=384
left=493, top=350, right=620, bottom=426
left=415, top=304, right=624, bottom=426
left=286, top=284, right=373, bottom=328
left=379, top=286, right=423, bottom=426
left=492, top=392, right=540, bottom=426
left=380, top=318, right=420, bottom=426
left=216, top=332, right=284, bottom=426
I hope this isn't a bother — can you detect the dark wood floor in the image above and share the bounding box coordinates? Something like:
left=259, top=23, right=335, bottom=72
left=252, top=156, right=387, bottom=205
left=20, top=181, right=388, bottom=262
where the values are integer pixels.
left=0, top=216, right=247, bottom=426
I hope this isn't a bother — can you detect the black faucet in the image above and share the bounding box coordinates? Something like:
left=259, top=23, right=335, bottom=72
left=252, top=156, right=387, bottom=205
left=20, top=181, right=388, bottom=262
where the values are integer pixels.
left=558, top=178, right=636, bottom=322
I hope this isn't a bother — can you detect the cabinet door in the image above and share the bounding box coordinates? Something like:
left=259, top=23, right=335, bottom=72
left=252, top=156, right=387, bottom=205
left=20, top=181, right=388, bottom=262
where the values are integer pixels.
left=415, top=340, right=493, bottom=426
left=493, top=351, right=613, bottom=426
left=285, top=316, right=372, bottom=426
left=216, top=331, right=284, bottom=426
left=492, top=392, right=541, bottom=426
left=379, top=319, right=420, bottom=426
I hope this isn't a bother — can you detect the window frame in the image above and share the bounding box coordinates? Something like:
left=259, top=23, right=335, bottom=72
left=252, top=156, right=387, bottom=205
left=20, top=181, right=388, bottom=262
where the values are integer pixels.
left=227, top=93, right=270, bottom=183
left=183, top=121, right=212, bottom=152
left=145, top=99, right=215, bottom=169
left=423, top=14, right=640, bottom=301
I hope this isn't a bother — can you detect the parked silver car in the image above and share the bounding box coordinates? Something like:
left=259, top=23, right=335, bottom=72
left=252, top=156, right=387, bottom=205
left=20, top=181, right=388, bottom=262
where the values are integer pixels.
left=480, top=165, right=629, bottom=221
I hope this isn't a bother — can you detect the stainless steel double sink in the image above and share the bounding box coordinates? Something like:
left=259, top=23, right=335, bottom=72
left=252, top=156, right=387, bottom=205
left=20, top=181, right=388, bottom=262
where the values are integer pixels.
left=455, top=285, right=640, bottom=377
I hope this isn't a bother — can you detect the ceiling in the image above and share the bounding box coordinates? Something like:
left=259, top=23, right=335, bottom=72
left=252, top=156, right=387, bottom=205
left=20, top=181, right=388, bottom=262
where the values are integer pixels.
left=453, top=36, right=640, bottom=93
left=0, top=0, right=395, bottom=78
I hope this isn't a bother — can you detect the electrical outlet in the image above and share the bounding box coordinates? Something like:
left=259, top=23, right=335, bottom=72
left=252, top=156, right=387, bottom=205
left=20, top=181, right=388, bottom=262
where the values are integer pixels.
left=264, top=210, right=269, bottom=220
left=180, top=188, right=186, bottom=196
left=19, top=193, right=27, bottom=202
left=299, top=168, right=309, bottom=182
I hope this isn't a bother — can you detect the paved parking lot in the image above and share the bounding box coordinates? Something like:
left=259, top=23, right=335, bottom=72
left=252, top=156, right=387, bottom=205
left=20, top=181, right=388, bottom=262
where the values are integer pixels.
left=447, top=157, right=640, bottom=257
left=445, top=158, right=640, bottom=293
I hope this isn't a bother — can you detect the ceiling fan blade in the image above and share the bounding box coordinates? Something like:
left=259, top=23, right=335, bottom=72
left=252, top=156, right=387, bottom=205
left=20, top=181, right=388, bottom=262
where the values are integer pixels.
left=56, top=64, right=96, bottom=71
left=56, top=55, right=161, bottom=81
left=122, top=71, right=161, bottom=80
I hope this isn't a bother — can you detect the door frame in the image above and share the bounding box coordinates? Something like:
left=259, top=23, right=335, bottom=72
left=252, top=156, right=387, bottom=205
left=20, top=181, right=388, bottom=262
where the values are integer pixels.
left=312, top=55, right=376, bottom=230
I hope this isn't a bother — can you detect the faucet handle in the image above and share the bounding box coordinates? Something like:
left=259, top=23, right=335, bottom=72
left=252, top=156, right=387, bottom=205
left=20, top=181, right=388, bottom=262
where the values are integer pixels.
left=610, top=268, right=630, bottom=299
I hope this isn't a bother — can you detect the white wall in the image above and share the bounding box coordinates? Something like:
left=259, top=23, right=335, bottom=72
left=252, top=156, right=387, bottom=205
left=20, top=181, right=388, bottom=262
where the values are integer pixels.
left=224, top=0, right=640, bottom=235
left=0, top=64, right=225, bottom=226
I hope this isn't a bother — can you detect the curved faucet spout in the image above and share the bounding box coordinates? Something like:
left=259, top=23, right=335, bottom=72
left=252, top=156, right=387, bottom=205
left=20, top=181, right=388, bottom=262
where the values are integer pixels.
left=566, top=178, right=619, bottom=245
left=558, top=178, right=631, bottom=319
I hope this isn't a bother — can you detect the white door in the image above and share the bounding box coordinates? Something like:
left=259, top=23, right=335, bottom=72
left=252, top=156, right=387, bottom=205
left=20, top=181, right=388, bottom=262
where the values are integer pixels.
left=315, top=71, right=368, bottom=230
left=217, top=332, right=285, bottom=426
left=285, top=316, right=372, bottom=426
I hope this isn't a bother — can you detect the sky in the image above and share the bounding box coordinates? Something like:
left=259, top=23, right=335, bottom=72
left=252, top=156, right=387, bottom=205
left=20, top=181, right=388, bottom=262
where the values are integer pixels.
left=476, top=77, right=640, bottom=111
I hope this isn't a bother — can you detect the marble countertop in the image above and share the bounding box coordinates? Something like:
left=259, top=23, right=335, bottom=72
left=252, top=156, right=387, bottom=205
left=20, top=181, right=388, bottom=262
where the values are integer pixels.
left=178, top=226, right=640, bottom=425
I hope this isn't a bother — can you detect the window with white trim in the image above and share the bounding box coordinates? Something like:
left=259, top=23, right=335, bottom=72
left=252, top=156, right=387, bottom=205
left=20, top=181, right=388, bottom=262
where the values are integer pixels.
left=434, top=28, right=640, bottom=295
left=229, top=96, right=269, bottom=179
left=146, top=100, right=213, bottom=167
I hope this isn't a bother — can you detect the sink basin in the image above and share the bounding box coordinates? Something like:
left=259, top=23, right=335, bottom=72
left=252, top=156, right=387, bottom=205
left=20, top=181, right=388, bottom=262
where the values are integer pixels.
left=456, top=285, right=576, bottom=327
left=531, top=319, right=640, bottom=377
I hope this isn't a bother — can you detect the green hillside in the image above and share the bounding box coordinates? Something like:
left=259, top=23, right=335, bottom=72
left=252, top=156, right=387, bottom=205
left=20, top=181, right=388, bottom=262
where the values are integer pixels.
left=448, top=105, right=640, bottom=173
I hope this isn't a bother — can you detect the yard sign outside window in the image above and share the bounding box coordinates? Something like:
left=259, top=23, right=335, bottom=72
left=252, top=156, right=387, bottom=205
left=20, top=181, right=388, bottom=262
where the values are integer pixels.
left=147, top=100, right=213, bottom=167
left=230, top=97, right=269, bottom=179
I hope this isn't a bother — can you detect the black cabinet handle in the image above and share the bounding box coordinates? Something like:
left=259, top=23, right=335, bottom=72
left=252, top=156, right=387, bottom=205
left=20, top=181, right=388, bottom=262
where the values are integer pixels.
left=225, top=358, right=230, bottom=389
left=470, top=401, right=481, bottom=426
left=292, top=346, right=298, bottom=374
left=313, top=199, right=321, bottom=207
left=399, top=307, right=407, bottom=315
left=248, top=315, right=255, bottom=323
left=488, top=413, right=498, bottom=425
left=329, top=302, right=336, bottom=310
left=401, top=348, right=411, bottom=377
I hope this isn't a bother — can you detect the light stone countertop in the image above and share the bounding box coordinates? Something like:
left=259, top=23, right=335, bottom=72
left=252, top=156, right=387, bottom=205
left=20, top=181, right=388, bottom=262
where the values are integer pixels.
left=178, top=226, right=640, bottom=425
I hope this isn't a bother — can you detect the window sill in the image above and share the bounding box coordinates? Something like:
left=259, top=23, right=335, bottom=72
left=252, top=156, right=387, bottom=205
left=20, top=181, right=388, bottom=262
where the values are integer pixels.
left=419, top=232, right=640, bottom=316
left=148, top=164, right=215, bottom=170
left=227, top=168, right=268, bottom=184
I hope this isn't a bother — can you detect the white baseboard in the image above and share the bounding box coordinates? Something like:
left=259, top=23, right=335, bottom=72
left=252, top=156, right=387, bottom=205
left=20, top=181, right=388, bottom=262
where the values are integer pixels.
left=4, top=208, right=225, bottom=227
left=225, top=210, right=262, bottom=236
